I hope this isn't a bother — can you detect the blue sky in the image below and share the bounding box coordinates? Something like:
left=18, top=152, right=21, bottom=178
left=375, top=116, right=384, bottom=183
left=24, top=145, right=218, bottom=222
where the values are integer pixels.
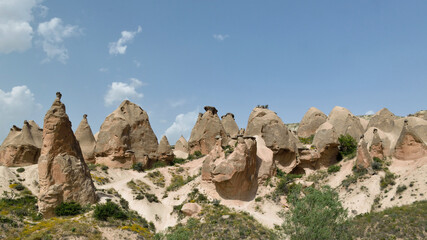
left=1, top=0, right=427, bottom=143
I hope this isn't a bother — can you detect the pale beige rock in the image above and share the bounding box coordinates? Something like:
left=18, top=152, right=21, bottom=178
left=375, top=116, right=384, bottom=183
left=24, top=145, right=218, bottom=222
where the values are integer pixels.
left=411, top=110, right=427, bottom=121
left=359, top=118, right=369, bottom=131
left=181, top=202, right=201, bottom=216
left=369, top=129, right=384, bottom=160
left=356, top=137, right=372, bottom=169
left=328, top=106, right=364, bottom=141
left=174, top=136, right=188, bottom=153
left=188, top=106, right=228, bottom=155
left=297, top=107, right=327, bottom=138
left=367, top=108, right=397, bottom=133
left=254, top=135, right=275, bottom=182
left=0, top=121, right=42, bottom=166
left=202, top=137, right=258, bottom=200
left=75, top=114, right=96, bottom=163
left=38, top=92, right=97, bottom=218
left=393, top=120, right=427, bottom=160
left=310, top=122, right=340, bottom=168
left=157, top=136, right=174, bottom=163
left=94, top=100, right=158, bottom=168
left=221, top=113, right=239, bottom=138
left=245, top=107, right=298, bottom=173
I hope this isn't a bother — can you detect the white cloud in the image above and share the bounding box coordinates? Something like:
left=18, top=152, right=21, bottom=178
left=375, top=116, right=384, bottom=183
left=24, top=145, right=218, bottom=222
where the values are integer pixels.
left=109, top=26, right=142, bottom=55
left=165, top=110, right=199, bottom=143
left=213, top=34, right=229, bottom=41
left=99, top=67, right=108, bottom=72
left=104, top=78, right=144, bottom=106
left=170, top=99, right=186, bottom=108
left=0, top=0, right=42, bottom=53
left=0, top=85, right=42, bottom=140
left=37, top=17, right=80, bottom=63
left=365, top=110, right=375, bottom=115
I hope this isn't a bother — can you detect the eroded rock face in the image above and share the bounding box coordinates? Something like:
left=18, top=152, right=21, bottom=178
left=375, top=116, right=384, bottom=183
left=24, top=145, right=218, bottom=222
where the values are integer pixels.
left=38, top=93, right=97, bottom=218
left=328, top=106, right=364, bottom=141
left=245, top=107, right=298, bottom=173
left=157, top=136, right=174, bottom=163
left=75, top=114, right=96, bottom=163
left=297, top=107, right=327, bottom=138
left=188, top=106, right=228, bottom=155
left=254, top=135, right=275, bottom=182
left=202, top=137, right=258, bottom=200
left=394, top=120, right=427, bottom=160
left=221, top=113, right=239, bottom=138
left=367, top=108, right=397, bottom=133
left=94, top=100, right=158, bottom=168
left=0, top=121, right=42, bottom=166
left=174, top=136, right=189, bottom=153
left=356, top=137, right=372, bottom=169
left=369, top=129, right=384, bottom=160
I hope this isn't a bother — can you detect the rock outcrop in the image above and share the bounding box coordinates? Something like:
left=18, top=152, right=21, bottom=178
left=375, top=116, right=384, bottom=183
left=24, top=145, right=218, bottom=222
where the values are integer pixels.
left=94, top=100, right=158, bottom=168
left=297, top=107, right=327, bottom=138
left=202, top=136, right=258, bottom=200
left=181, top=203, right=201, bottom=216
left=393, top=120, right=427, bottom=160
left=0, top=121, right=42, bottom=166
left=174, top=136, right=189, bottom=153
left=328, top=106, right=364, bottom=141
left=38, top=92, right=97, bottom=218
left=188, top=106, right=228, bottom=155
left=75, top=114, right=96, bottom=163
left=254, top=135, right=275, bottom=182
left=245, top=107, right=298, bottom=173
left=367, top=108, right=397, bottom=133
left=356, top=136, right=372, bottom=169
left=369, top=129, right=385, bottom=160
left=157, top=136, right=174, bottom=163
left=221, top=113, right=239, bottom=138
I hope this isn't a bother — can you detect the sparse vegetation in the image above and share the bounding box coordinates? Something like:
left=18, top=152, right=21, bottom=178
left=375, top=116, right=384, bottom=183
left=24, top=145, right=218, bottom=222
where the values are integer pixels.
left=256, top=104, right=269, bottom=109
left=380, top=170, right=397, bottom=190
left=299, top=135, right=314, bottom=144
left=338, top=134, right=357, bottom=159
left=222, top=145, right=234, bottom=156
left=16, top=168, right=25, bottom=173
left=54, top=202, right=82, bottom=216
left=146, top=170, right=165, bottom=187
left=306, top=170, right=328, bottom=183
left=341, top=167, right=368, bottom=189
left=327, top=164, right=341, bottom=173
left=93, top=201, right=128, bottom=221
left=172, top=157, right=186, bottom=165
left=167, top=174, right=198, bottom=192
left=132, top=162, right=144, bottom=172
left=127, top=180, right=159, bottom=203
left=396, top=184, right=407, bottom=194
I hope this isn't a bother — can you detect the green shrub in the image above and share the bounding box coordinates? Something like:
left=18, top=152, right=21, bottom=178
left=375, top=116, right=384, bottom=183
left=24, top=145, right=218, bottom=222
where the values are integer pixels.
left=172, top=158, right=186, bottom=165
left=13, top=183, right=25, bottom=191
left=93, top=201, right=128, bottom=221
left=338, top=134, right=357, bottom=159
left=101, top=165, right=109, bottom=172
left=299, top=135, right=314, bottom=144
left=16, top=168, right=25, bottom=173
left=55, top=202, right=82, bottom=216
left=396, top=184, right=407, bottom=194
left=327, top=165, right=341, bottom=173
left=193, top=151, right=203, bottom=158
left=380, top=170, right=396, bottom=189
left=132, top=162, right=144, bottom=172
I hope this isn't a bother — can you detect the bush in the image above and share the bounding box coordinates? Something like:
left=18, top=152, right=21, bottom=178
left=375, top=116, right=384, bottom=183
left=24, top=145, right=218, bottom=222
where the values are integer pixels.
left=380, top=170, right=396, bottom=189
left=16, top=168, right=25, bottom=173
left=396, top=184, right=407, bottom=194
left=132, top=162, right=144, bottom=172
left=338, top=134, right=357, bottom=159
left=282, top=186, right=350, bottom=240
left=299, top=135, right=314, bottom=145
left=193, top=151, right=203, bottom=158
left=13, top=183, right=25, bottom=191
left=172, top=158, right=186, bottom=165
left=55, top=202, right=82, bottom=216
left=93, top=201, right=128, bottom=221
left=327, top=165, right=341, bottom=173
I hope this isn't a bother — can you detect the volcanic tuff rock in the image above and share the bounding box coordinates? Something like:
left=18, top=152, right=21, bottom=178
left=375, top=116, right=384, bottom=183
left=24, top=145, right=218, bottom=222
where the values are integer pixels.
left=245, top=107, right=298, bottom=173
left=38, top=93, right=97, bottom=218
left=94, top=100, right=158, bottom=168
left=202, top=137, right=258, bottom=200
left=75, top=114, right=96, bottom=163
left=369, top=129, right=385, bottom=160
left=188, top=106, right=228, bottom=155
left=174, top=136, right=189, bottom=153
left=393, top=120, right=427, bottom=160
left=221, top=113, right=239, bottom=138
left=367, top=108, right=397, bottom=133
left=254, top=135, right=275, bottom=182
left=181, top=203, right=202, bottom=216
left=297, top=107, right=327, bottom=138
left=0, top=121, right=42, bottom=166
left=356, top=136, right=372, bottom=169
left=327, top=106, right=364, bottom=141
left=157, top=135, right=174, bottom=163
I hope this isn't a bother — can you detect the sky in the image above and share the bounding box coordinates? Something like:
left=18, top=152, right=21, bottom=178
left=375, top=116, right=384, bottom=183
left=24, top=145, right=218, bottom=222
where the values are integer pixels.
left=1, top=0, right=427, bottom=144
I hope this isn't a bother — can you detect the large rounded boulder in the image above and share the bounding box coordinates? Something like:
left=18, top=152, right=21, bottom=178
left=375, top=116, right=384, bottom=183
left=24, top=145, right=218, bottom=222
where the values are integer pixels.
left=297, top=107, right=327, bottom=138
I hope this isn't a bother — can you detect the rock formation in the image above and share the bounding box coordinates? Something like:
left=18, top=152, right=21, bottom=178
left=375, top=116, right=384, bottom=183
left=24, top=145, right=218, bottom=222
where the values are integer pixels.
left=297, top=107, right=327, bottom=138
left=94, top=100, right=158, bottom=168
left=188, top=106, right=228, bottom=155
left=254, top=135, right=275, bottom=182
left=367, top=108, right=397, bottom=133
left=174, top=136, right=189, bottom=153
left=369, top=129, right=384, bottom=160
left=356, top=136, right=372, bottom=169
left=245, top=107, right=298, bottom=173
left=38, top=92, right=97, bottom=218
left=393, top=120, right=427, bottom=160
left=411, top=110, right=427, bottom=121
left=75, top=114, right=96, bottom=163
left=327, top=106, right=364, bottom=141
left=202, top=136, right=258, bottom=200
left=157, top=135, right=174, bottom=163
left=221, top=113, right=239, bottom=138
left=0, top=121, right=42, bottom=166
left=181, top=203, right=201, bottom=216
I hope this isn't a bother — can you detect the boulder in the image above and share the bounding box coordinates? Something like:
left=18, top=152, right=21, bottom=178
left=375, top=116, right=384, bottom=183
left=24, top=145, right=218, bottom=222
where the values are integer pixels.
left=188, top=106, right=228, bottom=155
left=181, top=202, right=202, bottom=216
left=0, top=121, right=42, bottom=166
left=202, top=137, right=258, bottom=200
left=245, top=107, right=298, bottom=173
left=75, top=114, right=96, bottom=163
left=221, top=113, right=239, bottom=138
left=38, top=92, right=97, bottom=218
left=94, top=100, right=158, bottom=168
left=393, top=120, right=427, bottom=160
left=254, top=135, right=275, bottom=181
left=297, top=107, right=327, bottom=138
left=367, top=108, right=397, bottom=133
left=356, top=136, right=372, bottom=169
left=369, top=129, right=385, bottom=160
left=174, top=136, right=189, bottom=153
left=157, top=135, right=174, bottom=163
left=328, top=106, right=364, bottom=141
